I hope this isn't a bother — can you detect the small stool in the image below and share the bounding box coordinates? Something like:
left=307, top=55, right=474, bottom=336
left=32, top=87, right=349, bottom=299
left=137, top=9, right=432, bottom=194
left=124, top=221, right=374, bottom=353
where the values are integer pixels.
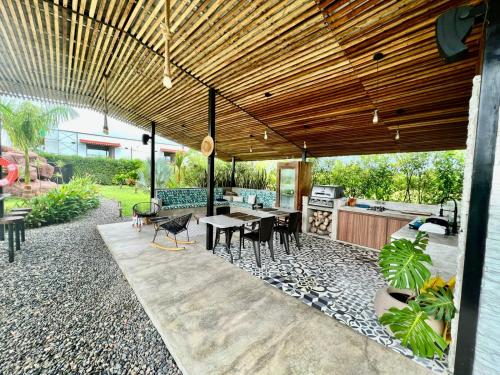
left=0, top=216, right=24, bottom=262
left=8, top=210, right=29, bottom=242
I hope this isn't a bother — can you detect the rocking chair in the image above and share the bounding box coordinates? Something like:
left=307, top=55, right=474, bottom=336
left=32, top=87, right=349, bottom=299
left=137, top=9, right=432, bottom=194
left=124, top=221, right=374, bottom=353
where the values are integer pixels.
left=151, top=213, right=193, bottom=250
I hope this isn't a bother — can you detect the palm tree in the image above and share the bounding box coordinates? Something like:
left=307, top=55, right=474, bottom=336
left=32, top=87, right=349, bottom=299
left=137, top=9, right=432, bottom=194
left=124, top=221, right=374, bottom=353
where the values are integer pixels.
left=0, top=99, right=76, bottom=190
left=173, top=151, right=186, bottom=184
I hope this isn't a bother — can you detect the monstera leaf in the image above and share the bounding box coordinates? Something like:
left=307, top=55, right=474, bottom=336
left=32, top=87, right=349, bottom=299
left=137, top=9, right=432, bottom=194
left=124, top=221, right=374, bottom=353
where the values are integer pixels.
left=416, top=287, right=456, bottom=322
left=379, top=232, right=432, bottom=293
left=380, top=301, right=448, bottom=358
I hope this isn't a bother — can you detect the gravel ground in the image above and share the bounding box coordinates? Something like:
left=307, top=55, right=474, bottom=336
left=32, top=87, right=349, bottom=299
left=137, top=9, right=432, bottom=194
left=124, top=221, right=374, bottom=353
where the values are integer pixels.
left=0, top=199, right=182, bottom=375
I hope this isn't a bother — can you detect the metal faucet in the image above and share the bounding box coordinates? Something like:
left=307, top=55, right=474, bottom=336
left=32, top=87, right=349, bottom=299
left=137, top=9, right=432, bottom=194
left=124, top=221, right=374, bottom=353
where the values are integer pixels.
left=439, top=196, right=458, bottom=235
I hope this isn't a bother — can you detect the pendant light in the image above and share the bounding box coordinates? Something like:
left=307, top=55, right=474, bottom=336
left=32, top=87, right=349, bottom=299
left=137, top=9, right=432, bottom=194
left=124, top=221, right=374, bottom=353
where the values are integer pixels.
left=263, top=92, right=272, bottom=140
left=103, top=74, right=109, bottom=135
left=161, top=0, right=172, bottom=89
left=249, top=134, right=253, bottom=153
left=394, top=109, right=404, bottom=141
left=373, top=52, right=384, bottom=124
left=303, top=125, right=307, bottom=150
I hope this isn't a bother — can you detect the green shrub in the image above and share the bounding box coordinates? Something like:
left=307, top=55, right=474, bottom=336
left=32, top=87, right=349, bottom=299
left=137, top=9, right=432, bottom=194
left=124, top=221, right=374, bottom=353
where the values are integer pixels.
left=40, top=152, right=143, bottom=185
left=26, top=176, right=100, bottom=228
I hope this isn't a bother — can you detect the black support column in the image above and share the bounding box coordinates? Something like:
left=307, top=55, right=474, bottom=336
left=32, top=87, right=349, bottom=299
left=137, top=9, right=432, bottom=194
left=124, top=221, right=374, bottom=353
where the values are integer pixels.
left=206, top=88, right=216, bottom=250
left=231, top=156, right=236, bottom=187
left=302, top=149, right=307, bottom=162
left=150, top=121, right=156, bottom=199
left=454, top=2, right=500, bottom=374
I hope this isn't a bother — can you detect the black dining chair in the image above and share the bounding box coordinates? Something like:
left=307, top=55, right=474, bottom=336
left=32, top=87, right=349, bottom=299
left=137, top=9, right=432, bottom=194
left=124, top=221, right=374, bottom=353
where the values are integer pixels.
left=213, top=206, right=239, bottom=253
left=274, top=211, right=301, bottom=255
left=240, top=216, right=275, bottom=268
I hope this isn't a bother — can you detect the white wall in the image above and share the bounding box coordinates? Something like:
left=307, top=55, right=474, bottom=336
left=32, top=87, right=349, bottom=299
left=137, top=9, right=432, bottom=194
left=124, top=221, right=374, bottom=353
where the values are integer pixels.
left=472, top=101, right=500, bottom=374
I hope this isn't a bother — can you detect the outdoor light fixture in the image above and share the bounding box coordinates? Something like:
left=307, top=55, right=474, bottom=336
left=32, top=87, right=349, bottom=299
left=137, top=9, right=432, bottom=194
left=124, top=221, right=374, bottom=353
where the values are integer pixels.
left=372, top=52, right=384, bottom=125
left=372, top=109, right=379, bottom=125
left=394, top=109, right=403, bottom=141
left=103, top=74, right=109, bottom=135
left=303, top=124, right=309, bottom=150
left=264, top=130, right=268, bottom=140
left=249, top=134, right=254, bottom=152
left=161, top=0, right=172, bottom=89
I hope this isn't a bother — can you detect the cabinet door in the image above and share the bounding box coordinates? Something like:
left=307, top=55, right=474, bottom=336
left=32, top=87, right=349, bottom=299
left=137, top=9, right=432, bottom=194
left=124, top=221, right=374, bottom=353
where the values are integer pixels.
left=337, top=210, right=351, bottom=242
left=368, top=215, right=388, bottom=250
left=386, top=218, right=411, bottom=243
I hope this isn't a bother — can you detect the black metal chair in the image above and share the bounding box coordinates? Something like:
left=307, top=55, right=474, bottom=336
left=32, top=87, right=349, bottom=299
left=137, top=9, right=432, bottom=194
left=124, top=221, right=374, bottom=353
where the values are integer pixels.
left=151, top=213, right=192, bottom=249
left=274, top=211, right=301, bottom=255
left=132, top=202, right=161, bottom=231
left=240, top=216, right=275, bottom=268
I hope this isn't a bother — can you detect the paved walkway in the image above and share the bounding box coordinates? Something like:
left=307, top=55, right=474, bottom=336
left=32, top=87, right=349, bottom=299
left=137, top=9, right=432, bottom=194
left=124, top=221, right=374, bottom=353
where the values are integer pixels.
left=98, top=221, right=431, bottom=375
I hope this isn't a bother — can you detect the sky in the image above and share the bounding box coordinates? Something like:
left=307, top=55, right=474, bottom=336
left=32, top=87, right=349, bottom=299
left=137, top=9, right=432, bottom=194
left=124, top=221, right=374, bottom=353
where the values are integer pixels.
left=60, top=107, right=177, bottom=145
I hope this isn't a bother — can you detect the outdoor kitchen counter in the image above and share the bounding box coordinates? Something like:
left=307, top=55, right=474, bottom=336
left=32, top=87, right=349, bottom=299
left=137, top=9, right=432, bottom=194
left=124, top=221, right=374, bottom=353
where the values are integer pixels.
left=391, top=218, right=458, bottom=280
left=338, top=205, right=420, bottom=221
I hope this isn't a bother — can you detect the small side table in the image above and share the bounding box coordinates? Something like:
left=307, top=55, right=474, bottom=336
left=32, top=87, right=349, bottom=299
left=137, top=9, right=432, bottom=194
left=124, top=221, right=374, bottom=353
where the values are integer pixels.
left=0, top=215, right=24, bottom=262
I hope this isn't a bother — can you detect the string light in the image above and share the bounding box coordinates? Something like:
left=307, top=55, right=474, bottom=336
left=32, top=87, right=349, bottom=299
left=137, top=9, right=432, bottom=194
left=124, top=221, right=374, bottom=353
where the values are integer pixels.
left=372, top=109, right=379, bottom=125
left=303, top=140, right=307, bottom=149
left=161, top=0, right=172, bottom=89
left=373, top=52, right=384, bottom=125
left=395, top=125, right=400, bottom=141
left=264, top=130, right=268, bottom=140
left=103, top=74, right=109, bottom=135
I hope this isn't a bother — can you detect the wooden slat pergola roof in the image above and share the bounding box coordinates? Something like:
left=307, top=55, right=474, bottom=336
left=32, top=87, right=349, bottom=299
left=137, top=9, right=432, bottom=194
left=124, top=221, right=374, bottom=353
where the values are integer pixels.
left=0, top=0, right=482, bottom=161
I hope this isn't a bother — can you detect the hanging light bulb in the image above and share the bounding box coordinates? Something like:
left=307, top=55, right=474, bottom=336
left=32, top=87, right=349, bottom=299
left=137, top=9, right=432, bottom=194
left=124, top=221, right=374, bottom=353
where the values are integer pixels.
left=162, top=74, right=172, bottom=89
left=372, top=109, right=379, bottom=125
left=372, top=52, right=384, bottom=125
left=249, top=145, right=253, bottom=153
left=303, top=140, right=307, bottom=150
left=395, top=129, right=400, bottom=141
left=264, top=130, right=268, bottom=140
left=103, top=74, right=109, bottom=135
left=161, top=0, right=173, bottom=89
left=103, top=114, right=109, bottom=135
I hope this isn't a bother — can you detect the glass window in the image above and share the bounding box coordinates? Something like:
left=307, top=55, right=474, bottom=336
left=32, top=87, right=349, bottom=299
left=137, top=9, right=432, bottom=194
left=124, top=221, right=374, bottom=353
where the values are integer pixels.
left=86, top=145, right=109, bottom=158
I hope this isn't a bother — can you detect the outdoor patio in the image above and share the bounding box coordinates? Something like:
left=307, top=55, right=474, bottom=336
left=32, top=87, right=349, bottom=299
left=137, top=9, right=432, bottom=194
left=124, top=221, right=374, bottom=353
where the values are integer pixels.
left=98, top=215, right=443, bottom=374
left=1, top=0, right=499, bottom=374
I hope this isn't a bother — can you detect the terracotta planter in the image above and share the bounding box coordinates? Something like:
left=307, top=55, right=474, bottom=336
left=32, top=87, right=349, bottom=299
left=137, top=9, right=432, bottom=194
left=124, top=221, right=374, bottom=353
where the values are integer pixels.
left=374, top=286, right=444, bottom=336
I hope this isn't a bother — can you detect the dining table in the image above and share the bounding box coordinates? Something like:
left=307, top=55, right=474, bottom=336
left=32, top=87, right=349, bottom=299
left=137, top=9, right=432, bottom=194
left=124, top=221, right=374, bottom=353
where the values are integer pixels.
left=199, top=207, right=300, bottom=262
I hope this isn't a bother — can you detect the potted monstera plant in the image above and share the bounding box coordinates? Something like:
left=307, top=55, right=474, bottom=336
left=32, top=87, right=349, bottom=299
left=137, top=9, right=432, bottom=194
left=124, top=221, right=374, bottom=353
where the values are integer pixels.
left=374, top=231, right=456, bottom=358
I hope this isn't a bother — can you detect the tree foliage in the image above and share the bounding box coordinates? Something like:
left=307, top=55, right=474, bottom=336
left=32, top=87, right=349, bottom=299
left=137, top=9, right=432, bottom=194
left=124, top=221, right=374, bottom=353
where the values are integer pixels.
left=312, top=151, right=464, bottom=204
left=0, top=99, right=77, bottom=187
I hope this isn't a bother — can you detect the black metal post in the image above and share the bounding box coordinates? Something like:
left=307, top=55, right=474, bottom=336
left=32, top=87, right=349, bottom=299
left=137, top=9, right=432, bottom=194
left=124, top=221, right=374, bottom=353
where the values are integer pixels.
left=150, top=122, right=156, bottom=200
left=454, top=3, right=500, bottom=374
left=206, top=88, right=216, bottom=250
left=302, top=149, right=307, bottom=162
left=231, top=156, right=236, bottom=187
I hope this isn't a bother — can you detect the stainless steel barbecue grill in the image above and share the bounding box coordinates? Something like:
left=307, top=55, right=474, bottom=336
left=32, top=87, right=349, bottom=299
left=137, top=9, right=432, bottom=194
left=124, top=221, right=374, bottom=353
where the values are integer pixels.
left=308, top=185, right=344, bottom=208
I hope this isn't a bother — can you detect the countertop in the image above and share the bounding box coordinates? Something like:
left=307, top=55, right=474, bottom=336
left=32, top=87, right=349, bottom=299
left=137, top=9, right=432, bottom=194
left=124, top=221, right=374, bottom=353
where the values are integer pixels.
left=339, top=205, right=458, bottom=249
left=338, top=205, right=423, bottom=221
left=392, top=218, right=459, bottom=249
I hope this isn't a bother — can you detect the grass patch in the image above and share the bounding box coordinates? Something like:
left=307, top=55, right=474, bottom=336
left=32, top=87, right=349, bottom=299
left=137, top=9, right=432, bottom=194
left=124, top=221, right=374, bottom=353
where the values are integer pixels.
left=4, top=197, right=30, bottom=212
left=97, top=185, right=149, bottom=217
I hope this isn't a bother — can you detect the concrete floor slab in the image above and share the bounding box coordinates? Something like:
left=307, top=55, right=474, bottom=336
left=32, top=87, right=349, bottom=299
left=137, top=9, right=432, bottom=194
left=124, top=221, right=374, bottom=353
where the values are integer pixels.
left=98, top=221, right=431, bottom=375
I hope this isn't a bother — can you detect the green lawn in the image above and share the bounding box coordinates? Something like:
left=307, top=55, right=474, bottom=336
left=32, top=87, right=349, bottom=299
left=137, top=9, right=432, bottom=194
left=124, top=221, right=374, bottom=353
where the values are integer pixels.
left=97, top=185, right=149, bottom=217
left=3, top=197, right=29, bottom=211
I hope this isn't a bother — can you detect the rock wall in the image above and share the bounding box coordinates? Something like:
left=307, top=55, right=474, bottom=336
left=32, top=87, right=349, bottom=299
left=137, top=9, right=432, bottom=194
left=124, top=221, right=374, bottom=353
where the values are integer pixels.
left=1, top=146, right=57, bottom=197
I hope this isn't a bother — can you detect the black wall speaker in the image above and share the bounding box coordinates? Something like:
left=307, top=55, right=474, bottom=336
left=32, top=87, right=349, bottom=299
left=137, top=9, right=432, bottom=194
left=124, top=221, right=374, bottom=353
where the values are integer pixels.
left=142, top=133, right=151, bottom=145
left=435, top=4, right=485, bottom=63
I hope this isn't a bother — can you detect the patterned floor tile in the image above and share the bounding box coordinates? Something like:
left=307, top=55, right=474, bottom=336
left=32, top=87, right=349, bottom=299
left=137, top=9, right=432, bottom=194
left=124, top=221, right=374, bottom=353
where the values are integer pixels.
left=209, top=229, right=449, bottom=373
